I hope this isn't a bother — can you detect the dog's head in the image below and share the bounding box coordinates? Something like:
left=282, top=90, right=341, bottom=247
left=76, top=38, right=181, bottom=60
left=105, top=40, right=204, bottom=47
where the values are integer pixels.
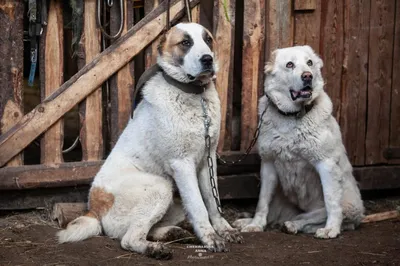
left=157, top=23, right=217, bottom=85
left=264, top=45, right=324, bottom=111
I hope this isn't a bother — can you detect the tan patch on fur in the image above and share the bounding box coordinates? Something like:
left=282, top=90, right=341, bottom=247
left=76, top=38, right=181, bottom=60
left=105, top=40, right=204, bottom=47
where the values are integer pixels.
left=265, top=50, right=277, bottom=74
left=163, top=27, right=186, bottom=56
left=87, top=187, right=115, bottom=219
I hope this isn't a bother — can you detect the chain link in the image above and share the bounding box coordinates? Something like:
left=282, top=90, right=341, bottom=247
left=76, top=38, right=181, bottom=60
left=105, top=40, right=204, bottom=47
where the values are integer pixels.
left=217, top=101, right=268, bottom=165
left=201, top=97, right=223, bottom=214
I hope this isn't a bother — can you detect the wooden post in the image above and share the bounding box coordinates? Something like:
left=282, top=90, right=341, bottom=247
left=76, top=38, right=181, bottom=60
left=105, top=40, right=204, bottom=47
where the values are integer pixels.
left=389, top=1, right=400, bottom=165
left=0, top=0, right=199, bottom=167
left=191, top=4, right=200, bottom=23
left=265, top=0, right=293, bottom=59
left=339, top=0, right=370, bottom=166
left=109, top=1, right=135, bottom=148
left=213, top=0, right=235, bottom=152
left=240, top=0, right=265, bottom=150
left=78, top=0, right=103, bottom=161
left=0, top=0, right=24, bottom=167
left=293, top=0, right=321, bottom=52
left=365, top=0, right=395, bottom=164
left=40, top=0, right=64, bottom=164
left=144, top=0, right=160, bottom=69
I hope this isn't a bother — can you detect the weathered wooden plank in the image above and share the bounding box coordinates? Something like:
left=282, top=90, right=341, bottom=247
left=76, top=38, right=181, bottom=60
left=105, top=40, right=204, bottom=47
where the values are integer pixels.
left=265, top=0, right=293, bottom=60
left=52, top=202, right=87, bottom=228
left=144, top=0, right=160, bottom=69
left=199, top=0, right=213, bottom=31
left=0, top=0, right=24, bottom=166
left=213, top=0, right=235, bottom=152
left=389, top=1, right=400, bottom=164
left=110, top=0, right=135, bottom=148
left=294, top=0, right=316, bottom=11
left=339, top=0, right=370, bottom=166
left=240, top=0, right=265, bottom=150
left=0, top=0, right=200, bottom=167
left=79, top=0, right=103, bottom=161
left=40, top=0, right=64, bottom=164
left=293, top=0, right=321, bottom=52
left=191, top=2, right=200, bottom=23
left=365, top=0, right=396, bottom=164
left=320, top=0, right=344, bottom=121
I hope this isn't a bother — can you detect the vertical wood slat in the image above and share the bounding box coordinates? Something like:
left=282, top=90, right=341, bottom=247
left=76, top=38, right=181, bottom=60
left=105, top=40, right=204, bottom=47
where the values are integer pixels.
left=389, top=1, right=400, bottom=164
left=240, top=0, right=265, bottom=150
left=144, top=0, right=160, bottom=69
left=294, top=0, right=317, bottom=11
left=109, top=1, right=135, bottom=148
left=365, top=0, right=396, bottom=164
left=191, top=3, right=200, bottom=23
left=40, top=0, right=64, bottom=164
left=319, top=0, right=344, bottom=121
left=79, top=0, right=103, bottom=161
left=0, top=0, right=24, bottom=166
left=339, top=0, right=370, bottom=166
left=265, top=0, right=293, bottom=60
left=293, top=0, right=321, bottom=52
left=213, top=0, right=235, bottom=152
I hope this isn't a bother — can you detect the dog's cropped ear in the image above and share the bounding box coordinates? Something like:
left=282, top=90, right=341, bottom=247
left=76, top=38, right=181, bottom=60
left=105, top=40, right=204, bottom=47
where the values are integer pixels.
left=302, top=45, right=324, bottom=69
left=157, top=34, right=167, bottom=56
left=264, top=50, right=277, bottom=74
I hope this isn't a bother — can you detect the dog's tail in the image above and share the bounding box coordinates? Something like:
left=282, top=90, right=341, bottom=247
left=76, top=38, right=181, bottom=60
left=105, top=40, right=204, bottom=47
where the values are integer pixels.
left=57, top=212, right=101, bottom=243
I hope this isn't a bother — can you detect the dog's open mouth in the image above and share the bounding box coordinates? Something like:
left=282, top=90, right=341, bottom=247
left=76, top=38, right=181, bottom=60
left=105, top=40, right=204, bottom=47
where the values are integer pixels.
left=290, top=86, right=313, bottom=101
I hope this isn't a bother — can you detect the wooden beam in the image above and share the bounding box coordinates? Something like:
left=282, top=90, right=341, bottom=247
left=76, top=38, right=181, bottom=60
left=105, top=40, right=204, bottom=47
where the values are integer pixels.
left=339, top=0, right=370, bottom=166
left=320, top=0, right=344, bottom=121
left=294, top=0, right=316, bottom=11
left=52, top=202, right=87, bottom=228
left=191, top=3, right=200, bottom=23
left=0, top=0, right=24, bottom=167
left=265, top=0, right=293, bottom=59
left=293, top=0, right=321, bottom=51
left=213, top=0, right=235, bottom=152
left=110, top=0, right=135, bottom=148
left=365, top=0, right=396, bottom=164
left=389, top=1, right=400, bottom=165
left=144, top=0, right=160, bottom=69
left=40, top=0, right=64, bottom=164
left=240, top=0, right=265, bottom=150
left=0, top=0, right=200, bottom=167
left=79, top=0, right=103, bottom=161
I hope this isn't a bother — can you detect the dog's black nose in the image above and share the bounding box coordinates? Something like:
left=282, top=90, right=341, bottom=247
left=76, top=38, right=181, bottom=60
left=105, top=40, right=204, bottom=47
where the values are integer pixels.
left=301, top=72, right=313, bottom=82
left=200, top=54, right=213, bottom=67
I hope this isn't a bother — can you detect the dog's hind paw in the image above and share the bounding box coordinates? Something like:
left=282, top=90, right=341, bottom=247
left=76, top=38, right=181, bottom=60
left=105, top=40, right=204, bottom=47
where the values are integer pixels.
left=219, top=228, right=244, bottom=244
left=145, top=243, right=173, bottom=260
left=241, top=224, right=263, bottom=233
left=314, top=227, right=340, bottom=239
left=201, top=232, right=228, bottom=252
left=281, top=221, right=298, bottom=235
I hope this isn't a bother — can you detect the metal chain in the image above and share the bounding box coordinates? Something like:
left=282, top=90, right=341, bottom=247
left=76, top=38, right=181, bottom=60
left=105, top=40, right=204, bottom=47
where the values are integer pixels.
left=216, top=98, right=268, bottom=165
left=201, top=97, right=223, bottom=214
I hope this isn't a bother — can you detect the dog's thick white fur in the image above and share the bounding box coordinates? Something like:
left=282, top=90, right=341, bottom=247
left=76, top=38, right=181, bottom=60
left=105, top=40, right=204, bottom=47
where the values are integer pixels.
left=57, top=23, right=242, bottom=259
left=234, top=45, right=365, bottom=239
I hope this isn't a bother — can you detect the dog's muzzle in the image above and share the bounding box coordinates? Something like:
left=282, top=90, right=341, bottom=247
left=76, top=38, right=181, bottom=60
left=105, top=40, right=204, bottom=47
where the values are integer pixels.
left=290, top=72, right=313, bottom=101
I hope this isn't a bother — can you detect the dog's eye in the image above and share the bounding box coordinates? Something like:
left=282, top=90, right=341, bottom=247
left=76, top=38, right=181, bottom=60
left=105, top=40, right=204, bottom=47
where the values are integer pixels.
left=180, top=40, right=192, bottom=47
left=286, top=61, right=295, bottom=68
left=206, top=36, right=213, bottom=45
left=307, top=60, right=313, bottom=66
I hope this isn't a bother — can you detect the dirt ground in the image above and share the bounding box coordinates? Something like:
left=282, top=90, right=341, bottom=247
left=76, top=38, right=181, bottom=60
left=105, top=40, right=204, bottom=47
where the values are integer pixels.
left=0, top=197, right=399, bottom=266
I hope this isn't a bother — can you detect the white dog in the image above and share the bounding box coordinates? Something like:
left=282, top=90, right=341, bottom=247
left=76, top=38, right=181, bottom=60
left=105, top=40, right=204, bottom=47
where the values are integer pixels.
left=57, top=23, right=242, bottom=259
left=234, top=45, right=364, bottom=239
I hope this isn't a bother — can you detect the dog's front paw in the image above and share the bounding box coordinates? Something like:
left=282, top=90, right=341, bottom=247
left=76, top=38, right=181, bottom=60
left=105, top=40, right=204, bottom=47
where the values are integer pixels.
left=241, top=224, right=263, bottom=233
left=232, top=218, right=253, bottom=230
left=218, top=228, right=244, bottom=244
left=314, top=227, right=340, bottom=239
left=201, top=232, right=228, bottom=252
left=281, top=221, right=297, bottom=235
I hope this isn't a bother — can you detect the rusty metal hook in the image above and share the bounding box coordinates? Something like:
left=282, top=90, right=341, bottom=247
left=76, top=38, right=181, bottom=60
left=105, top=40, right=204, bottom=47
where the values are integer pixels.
left=97, top=0, right=124, bottom=40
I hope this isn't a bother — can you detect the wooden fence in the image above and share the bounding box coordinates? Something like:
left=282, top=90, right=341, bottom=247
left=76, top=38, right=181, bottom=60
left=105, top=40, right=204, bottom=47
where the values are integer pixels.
left=0, top=0, right=399, bottom=209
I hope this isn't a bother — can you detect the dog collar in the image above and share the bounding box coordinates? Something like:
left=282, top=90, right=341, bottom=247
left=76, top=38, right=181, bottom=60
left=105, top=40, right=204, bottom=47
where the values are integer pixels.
left=131, top=64, right=208, bottom=118
left=265, top=94, right=314, bottom=118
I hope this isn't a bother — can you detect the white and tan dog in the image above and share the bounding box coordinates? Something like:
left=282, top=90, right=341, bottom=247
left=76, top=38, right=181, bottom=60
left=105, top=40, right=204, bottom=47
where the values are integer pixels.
left=57, top=23, right=242, bottom=259
left=234, top=45, right=364, bottom=239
